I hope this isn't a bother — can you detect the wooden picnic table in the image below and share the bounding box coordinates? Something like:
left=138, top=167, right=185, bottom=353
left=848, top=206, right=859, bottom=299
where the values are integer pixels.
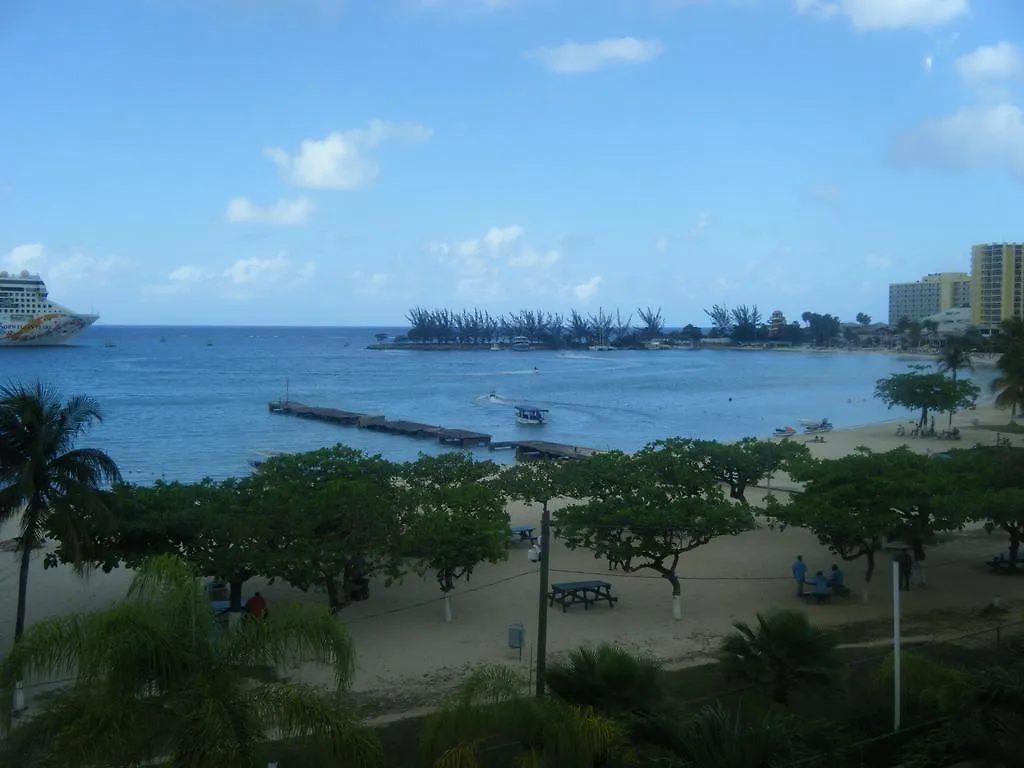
left=510, top=525, right=538, bottom=544
left=548, top=580, right=618, bottom=612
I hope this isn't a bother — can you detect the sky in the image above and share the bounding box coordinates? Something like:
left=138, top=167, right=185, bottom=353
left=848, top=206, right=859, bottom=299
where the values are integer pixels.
left=1, top=0, right=1022, bottom=327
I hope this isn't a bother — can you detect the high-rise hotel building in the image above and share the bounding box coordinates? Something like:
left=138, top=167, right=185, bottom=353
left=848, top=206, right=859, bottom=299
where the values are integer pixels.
left=970, top=243, right=1024, bottom=330
left=888, top=272, right=971, bottom=326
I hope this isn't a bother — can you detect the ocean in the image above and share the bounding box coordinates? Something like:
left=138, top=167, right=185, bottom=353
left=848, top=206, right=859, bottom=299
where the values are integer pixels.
left=1, top=326, right=993, bottom=484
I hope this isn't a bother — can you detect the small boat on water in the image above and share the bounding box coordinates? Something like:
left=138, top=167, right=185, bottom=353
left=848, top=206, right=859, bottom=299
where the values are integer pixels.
left=774, top=426, right=796, bottom=437
left=511, top=336, right=531, bottom=352
left=515, top=405, right=548, bottom=426
left=490, top=344, right=501, bottom=351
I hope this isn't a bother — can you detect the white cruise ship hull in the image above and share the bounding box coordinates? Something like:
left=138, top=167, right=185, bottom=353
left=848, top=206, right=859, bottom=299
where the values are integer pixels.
left=0, top=313, right=99, bottom=346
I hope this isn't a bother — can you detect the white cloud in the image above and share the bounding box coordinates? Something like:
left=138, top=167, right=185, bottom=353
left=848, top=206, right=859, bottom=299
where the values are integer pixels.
left=655, top=237, right=669, bottom=252
left=224, top=196, right=314, bottom=226
left=796, top=0, right=968, bottom=30
left=865, top=253, right=892, bottom=269
left=890, top=103, right=1024, bottom=179
left=264, top=120, right=433, bottom=190
left=49, top=253, right=118, bottom=281
left=524, top=38, right=665, bottom=75
left=223, top=255, right=316, bottom=288
left=143, top=264, right=215, bottom=295
left=924, top=55, right=933, bottom=73
left=3, top=243, right=118, bottom=284
left=2, top=243, right=45, bottom=271
left=430, top=225, right=568, bottom=301
left=572, top=275, right=602, bottom=302
left=955, top=42, right=1022, bottom=83
left=693, top=212, right=712, bottom=233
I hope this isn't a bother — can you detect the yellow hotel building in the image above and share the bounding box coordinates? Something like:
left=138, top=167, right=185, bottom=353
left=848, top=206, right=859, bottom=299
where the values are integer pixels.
left=971, top=243, right=1024, bottom=329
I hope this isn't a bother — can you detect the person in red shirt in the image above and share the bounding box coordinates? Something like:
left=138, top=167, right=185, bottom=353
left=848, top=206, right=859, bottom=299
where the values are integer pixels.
left=245, top=591, right=267, bottom=618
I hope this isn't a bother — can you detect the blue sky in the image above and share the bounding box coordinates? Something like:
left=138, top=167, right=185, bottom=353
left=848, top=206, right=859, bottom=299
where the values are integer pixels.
left=1, top=0, right=1021, bottom=326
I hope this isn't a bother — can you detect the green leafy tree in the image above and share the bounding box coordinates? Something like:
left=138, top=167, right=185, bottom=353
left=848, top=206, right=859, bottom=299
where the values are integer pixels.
left=46, top=478, right=271, bottom=611
left=0, top=382, right=122, bottom=714
left=874, top=364, right=979, bottom=429
left=403, top=453, right=509, bottom=622
left=557, top=446, right=756, bottom=620
left=718, top=608, right=841, bottom=705
left=856, top=312, right=871, bottom=326
left=0, top=555, right=381, bottom=768
left=767, top=447, right=961, bottom=599
left=991, top=327, right=1024, bottom=419
left=255, top=446, right=406, bottom=613
left=420, top=664, right=626, bottom=768
left=653, top=437, right=810, bottom=504
left=945, top=447, right=1024, bottom=567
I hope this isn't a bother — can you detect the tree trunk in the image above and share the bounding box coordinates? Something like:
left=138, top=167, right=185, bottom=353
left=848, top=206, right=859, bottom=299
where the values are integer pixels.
left=919, top=407, right=928, bottom=430
left=443, top=594, right=452, bottom=623
left=771, top=676, right=789, bottom=705
left=861, top=551, right=875, bottom=603
left=325, top=576, right=343, bottom=614
left=949, top=369, right=957, bottom=428
left=229, top=580, right=244, bottom=610
left=1009, top=532, right=1020, bottom=569
left=12, top=534, right=33, bottom=714
left=667, top=574, right=682, bottom=621
left=911, top=539, right=927, bottom=586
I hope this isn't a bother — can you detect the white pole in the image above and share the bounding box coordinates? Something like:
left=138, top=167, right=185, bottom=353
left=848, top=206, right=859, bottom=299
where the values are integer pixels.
left=892, top=559, right=901, bottom=733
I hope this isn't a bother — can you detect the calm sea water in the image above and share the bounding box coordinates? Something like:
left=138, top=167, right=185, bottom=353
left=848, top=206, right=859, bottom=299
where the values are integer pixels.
left=1, top=326, right=992, bottom=483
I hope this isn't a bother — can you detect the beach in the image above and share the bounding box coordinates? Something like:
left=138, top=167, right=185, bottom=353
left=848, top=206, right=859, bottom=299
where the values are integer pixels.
left=3, top=400, right=1023, bottom=717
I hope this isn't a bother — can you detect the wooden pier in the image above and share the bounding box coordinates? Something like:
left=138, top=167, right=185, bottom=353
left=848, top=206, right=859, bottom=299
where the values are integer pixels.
left=268, top=402, right=492, bottom=447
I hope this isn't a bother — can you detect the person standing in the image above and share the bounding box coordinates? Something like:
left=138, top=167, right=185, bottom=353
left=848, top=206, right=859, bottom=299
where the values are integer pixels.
left=792, top=555, right=808, bottom=596
left=897, top=551, right=913, bottom=591
left=245, top=591, right=267, bottom=618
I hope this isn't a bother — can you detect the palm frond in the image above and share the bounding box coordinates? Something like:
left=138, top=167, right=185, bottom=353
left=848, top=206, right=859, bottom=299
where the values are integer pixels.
left=221, top=602, right=357, bottom=691
left=248, top=681, right=382, bottom=767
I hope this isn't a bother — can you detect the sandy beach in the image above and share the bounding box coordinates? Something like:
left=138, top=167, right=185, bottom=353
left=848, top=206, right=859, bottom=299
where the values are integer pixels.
left=3, top=401, right=1023, bottom=715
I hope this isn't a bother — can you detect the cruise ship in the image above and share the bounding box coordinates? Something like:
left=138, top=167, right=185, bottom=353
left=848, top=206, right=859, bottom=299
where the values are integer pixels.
left=0, top=270, right=98, bottom=346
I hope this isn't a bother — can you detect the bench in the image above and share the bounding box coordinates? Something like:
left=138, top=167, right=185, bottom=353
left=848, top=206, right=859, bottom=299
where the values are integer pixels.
left=510, top=525, right=538, bottom=545
left=549, top=580, right=618, bottom=612
left=986, top=557, right=1022, bottom=575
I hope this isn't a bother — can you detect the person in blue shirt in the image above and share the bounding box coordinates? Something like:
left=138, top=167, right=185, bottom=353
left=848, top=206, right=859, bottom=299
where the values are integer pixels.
left=810, top=571, right=830, bottom=603
left=792, top=555, right=808, bottom=596
left=828, top=564, right=845, bottom=593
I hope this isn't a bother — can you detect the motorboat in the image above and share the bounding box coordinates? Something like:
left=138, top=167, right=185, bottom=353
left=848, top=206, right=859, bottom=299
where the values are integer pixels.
left=490, top=344, right=501, bottom=351
left=774, top=426, right=796, bottom=437
left=511, top=336, right=531, bottom=351
left=515, top=405, right=548, bottom=426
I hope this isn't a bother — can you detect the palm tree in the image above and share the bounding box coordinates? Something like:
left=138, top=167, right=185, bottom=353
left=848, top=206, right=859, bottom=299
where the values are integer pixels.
left=421, top=664, right=626, bottom=768
left=0, top=555, right=381, bottom=767
left=938, top=340, right=975, bottom=426
left=0, top=381, right=122, bottom=712
left=544, top=643, right=671, bottom=723
left=992, top=326, right=1024, bottom=420
left=718, top=608, right=841, bottom=705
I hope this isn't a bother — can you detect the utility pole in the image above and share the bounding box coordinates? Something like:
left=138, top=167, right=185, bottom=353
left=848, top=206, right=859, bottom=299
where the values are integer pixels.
left=535, top=502, right=552, bottom=697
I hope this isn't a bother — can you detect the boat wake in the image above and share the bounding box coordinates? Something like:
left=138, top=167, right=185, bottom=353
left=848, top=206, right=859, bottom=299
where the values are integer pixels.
left=476, top=393, right=513, bottom=405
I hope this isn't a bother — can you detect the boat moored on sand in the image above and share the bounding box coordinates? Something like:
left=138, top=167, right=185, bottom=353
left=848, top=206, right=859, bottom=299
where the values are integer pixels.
left=774, top=426, right=796, bottom=437
left=802, top=419, right=833, bottom=434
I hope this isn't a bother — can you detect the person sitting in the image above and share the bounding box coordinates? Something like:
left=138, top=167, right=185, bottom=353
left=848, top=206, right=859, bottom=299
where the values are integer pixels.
left=245, top=591, right=267, bottom=619
left=828, top=564, right=849, bottom=595
left=807, top=571, right=830, bottom=604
